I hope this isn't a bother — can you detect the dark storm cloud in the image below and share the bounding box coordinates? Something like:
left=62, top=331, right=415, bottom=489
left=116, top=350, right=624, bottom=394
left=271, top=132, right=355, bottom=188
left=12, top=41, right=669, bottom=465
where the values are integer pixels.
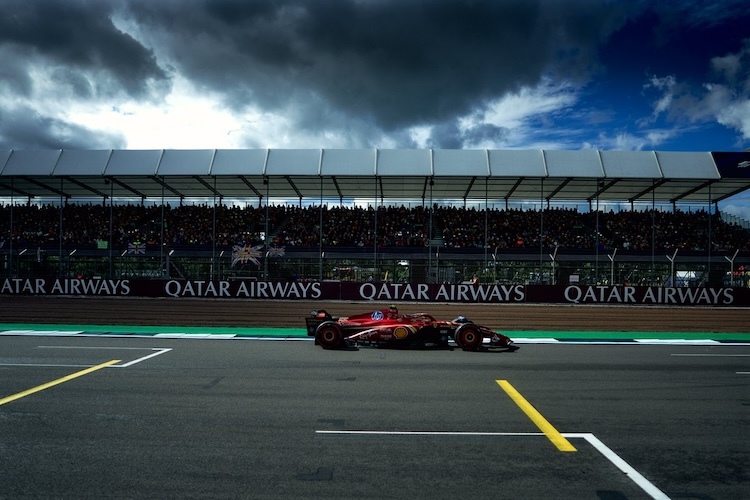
left=460, top=124, right=512, bottom=148
left=125, top=0, right=634, bottom=135
left=0, top=107, right=125, bottom=150
left=1, top=0, right=747, bottom=150
left=0, top=0, right=167, bottom=99
left=0, top=53, right=33, bottom=96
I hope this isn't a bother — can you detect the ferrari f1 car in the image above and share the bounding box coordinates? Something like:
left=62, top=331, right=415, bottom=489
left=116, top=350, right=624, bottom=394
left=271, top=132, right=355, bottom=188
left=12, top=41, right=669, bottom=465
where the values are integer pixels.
left=306, top=305, right=516, bottom=351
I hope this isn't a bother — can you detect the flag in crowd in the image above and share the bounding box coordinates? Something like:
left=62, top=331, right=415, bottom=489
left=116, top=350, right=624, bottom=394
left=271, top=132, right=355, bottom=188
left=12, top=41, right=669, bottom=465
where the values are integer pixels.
left=127, top=242, right=145, bottom=254
left=268, top=246, right=286, bottom=257
left=232, top=244, right=263, bottom=267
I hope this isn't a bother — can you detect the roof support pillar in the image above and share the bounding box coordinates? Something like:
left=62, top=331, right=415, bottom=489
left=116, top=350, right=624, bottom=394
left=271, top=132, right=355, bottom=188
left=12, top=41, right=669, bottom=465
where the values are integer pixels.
left=539, top=177, right=544, bottom=282
left=264, top=176, right=269, bottom=281
left=160, top=178, right=165, bottom=276
left=482, top=176, right=490, bottom=269
left=58, top=177, right=63, bottom=277
left=373, top=175, right=378, bottom=276
left=109, top=178, right=114, bottom=278
left=428, top=177, right=434, bottom=282
left=651, top=179, right=656, bottom=284
left=319, top=175, right=323, bottom=281
left=211, top=175, right=217, bottom=281
left=9, top=178, right=14, bottom=275
left=707, top=182, right=712, bottom=283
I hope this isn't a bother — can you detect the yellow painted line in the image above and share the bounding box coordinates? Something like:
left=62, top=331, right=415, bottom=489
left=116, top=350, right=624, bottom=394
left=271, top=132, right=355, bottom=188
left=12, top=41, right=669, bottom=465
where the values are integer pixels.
left=496, top=379, right=577, bottom=452
left=0, top=359, right=120, bottom=407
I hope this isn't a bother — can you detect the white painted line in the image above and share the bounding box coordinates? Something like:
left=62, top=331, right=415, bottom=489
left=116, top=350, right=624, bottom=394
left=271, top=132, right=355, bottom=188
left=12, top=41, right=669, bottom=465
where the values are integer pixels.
left=316, top=430, right=670, bottom=499
left=1, top=330, right=83, bottom=336
left=738, top=372, right=749, bottom=375
left=82, top=334, right=143, bottom=338
left=514, top=338, right=560, bottom=343
left=3, top=346, right=173, bottom=369
left=316, top=430, right=544, bottom=437
left=167, top=334, right=217, bottom=338
left=116, top=348, right=172, bottom=368
left=548, top=341, right=638, bottom=345
left=671, top=353, right=750, bottom=357
left=38, top=346, right=160, bottom=350
left=635, top=339, right=718, bottom=344
left=0, top=363, right=94, bottom=368
left=565, top=433, right=670, bottom=500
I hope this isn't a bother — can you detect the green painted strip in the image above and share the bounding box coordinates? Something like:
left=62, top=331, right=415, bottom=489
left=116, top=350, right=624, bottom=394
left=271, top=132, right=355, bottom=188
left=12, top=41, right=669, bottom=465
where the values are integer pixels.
left=1, top=324, right=748, bottom=341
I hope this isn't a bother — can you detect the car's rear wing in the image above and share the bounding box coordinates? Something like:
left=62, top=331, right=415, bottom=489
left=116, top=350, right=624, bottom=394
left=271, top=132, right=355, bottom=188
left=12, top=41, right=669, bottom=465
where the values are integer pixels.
left=305, top=310, right=337, bottom=336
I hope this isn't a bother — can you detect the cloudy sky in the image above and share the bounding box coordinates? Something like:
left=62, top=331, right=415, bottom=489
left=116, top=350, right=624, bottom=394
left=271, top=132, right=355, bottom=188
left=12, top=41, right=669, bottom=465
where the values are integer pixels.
left=1, top=0, right=749, bottom=154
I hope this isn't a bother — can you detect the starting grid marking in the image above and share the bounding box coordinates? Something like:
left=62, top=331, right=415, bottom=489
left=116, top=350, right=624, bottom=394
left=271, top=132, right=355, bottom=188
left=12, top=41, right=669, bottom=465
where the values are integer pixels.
left=0, top=346, right=172, bottom=369
left=2, top=336, right=741, bottom=499
left=315, top=430, right=669, bottom=500
left=0, top=347, right=172, bottom=406
left=1, top=329, right=748, bottom=345
left=316, top=379, right=672, bottom=499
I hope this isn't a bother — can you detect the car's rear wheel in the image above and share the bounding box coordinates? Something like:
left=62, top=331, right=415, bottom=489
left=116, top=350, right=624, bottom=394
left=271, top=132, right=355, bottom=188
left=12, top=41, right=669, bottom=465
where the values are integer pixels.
left=455, top=324, right=482, bottom=351
left=316, top=322, right=344, bottom=349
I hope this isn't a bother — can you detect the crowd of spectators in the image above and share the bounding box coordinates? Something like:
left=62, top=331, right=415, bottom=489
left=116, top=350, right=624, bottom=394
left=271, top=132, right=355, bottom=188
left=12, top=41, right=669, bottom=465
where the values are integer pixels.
left=1, top=203, right=748, bottom=253
left=276, top=205, right=430, bottom=248
left=437, top=206, right=750, bottom=253
left=0, top=203, right=281, bottom=249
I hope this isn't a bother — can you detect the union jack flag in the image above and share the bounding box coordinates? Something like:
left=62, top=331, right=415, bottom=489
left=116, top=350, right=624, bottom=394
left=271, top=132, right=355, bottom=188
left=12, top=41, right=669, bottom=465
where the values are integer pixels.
left=268, top=245, right=286, bottom=257
left=127, top=242, right=145, bottom=255
left=232, top=244, right=263, bottom=267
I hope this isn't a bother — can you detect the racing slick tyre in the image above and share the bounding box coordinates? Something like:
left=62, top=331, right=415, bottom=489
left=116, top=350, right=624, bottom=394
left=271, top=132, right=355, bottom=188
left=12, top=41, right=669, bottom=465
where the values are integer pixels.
left=315, top=322, right=345, bottom=349
left=455, top=324, right=482, bottom=351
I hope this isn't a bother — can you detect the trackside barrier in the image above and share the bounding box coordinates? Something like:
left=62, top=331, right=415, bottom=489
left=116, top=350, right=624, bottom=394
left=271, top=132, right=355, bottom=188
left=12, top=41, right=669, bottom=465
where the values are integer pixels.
left=2, top=278, right=749, bottom=306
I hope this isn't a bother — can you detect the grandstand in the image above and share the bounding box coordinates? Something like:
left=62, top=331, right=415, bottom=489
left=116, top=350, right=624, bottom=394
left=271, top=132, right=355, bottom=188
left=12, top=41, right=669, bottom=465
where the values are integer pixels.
left=1, top=149, right=749, bottom=288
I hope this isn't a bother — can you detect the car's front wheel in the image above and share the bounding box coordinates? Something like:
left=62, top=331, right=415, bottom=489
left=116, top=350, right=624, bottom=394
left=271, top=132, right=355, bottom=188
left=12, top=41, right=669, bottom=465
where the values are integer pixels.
left=316, top=322, right=344, bottom=349
left=455, top=324, right=482, bottom=351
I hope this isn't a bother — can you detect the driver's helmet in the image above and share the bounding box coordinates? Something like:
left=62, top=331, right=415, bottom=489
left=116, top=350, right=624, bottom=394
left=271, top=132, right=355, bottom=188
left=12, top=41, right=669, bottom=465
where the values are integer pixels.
left=388, top=304, right=399, bottom=318
left=453, top=315, right=470, bottom=323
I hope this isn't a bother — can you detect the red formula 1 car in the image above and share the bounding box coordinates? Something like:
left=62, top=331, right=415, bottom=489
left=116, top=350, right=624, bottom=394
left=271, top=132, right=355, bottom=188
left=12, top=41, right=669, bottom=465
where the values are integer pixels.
left=306, top=305, right=516, bottom=351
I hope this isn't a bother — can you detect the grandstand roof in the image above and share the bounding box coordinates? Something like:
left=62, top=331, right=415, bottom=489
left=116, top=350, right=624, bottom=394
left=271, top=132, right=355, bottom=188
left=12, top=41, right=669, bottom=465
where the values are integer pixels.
left=1, top=149, right=749, bottom=205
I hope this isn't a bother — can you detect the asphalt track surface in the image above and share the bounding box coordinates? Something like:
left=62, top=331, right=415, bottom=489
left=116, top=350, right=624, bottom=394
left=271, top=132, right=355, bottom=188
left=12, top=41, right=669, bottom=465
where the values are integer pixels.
left=1, top=297, right=749, bottom=499
left=1, top=296, right=749, bottom=333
